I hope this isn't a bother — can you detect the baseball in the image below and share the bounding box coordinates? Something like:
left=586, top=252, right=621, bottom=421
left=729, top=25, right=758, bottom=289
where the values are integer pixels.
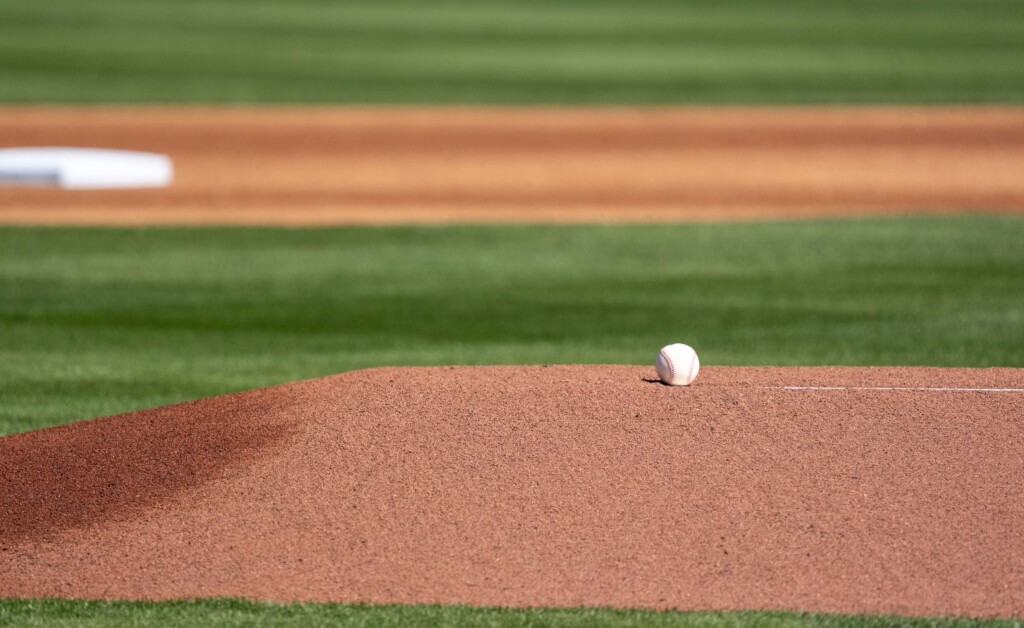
left=655, top=343, right=700, bottom=386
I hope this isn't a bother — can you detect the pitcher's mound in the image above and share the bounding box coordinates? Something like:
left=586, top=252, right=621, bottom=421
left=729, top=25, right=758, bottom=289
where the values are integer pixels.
left=2, top=366, right=1022, bottom=618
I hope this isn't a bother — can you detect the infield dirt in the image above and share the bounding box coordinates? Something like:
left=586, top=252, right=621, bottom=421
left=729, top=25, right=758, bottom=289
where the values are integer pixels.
left=1, top=107, right=1023, bottom=224
left=2, top=365, right=1022, bottom=618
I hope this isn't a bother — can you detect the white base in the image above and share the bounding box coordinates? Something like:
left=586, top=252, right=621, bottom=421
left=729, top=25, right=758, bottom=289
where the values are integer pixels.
left=0, top=147, right=173, bottom=189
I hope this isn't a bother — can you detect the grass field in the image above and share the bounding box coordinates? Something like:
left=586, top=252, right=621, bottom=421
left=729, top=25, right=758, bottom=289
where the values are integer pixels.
left=2, top=0, right=1023, bottom=104
left=4, top=2, right=1023, bottom=622
left=3, top=215, right=1022, bottom=436
left=2, top=599, right=1020, bottom=628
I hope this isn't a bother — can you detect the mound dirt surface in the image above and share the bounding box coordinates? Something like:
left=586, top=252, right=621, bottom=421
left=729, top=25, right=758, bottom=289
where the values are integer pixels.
left=1, top=107, right=1023, bottom=224
left=2, top=365, right=1023, bottom=618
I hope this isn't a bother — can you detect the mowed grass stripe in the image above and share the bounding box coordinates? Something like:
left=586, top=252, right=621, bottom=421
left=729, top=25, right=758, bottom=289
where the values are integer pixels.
left=0, top=599, right=1020, bottom=627
left=1, top=0, right=1023, bottom=103
left=1, top=216, right=1022, bottom=436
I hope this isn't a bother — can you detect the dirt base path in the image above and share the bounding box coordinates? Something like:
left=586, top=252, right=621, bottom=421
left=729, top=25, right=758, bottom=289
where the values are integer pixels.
left=2, top=366, right=1022, bottom=618
left=1, top=107, right=1023, bottom=225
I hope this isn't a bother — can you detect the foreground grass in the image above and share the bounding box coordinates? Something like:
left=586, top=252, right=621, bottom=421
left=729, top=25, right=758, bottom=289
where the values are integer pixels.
left=1, top=0, right=1023, bottom=104
left=1, top=216, right=1022, bottom=435
left=0, top=600, right=1018, bottom=628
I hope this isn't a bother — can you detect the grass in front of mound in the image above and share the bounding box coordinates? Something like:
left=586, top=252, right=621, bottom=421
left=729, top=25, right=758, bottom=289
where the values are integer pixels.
left=1, top=215, right=1023, bottom=435
left=1, top=0, right=1023, bottom=104
left=0, top=599, right=1019, bottom=628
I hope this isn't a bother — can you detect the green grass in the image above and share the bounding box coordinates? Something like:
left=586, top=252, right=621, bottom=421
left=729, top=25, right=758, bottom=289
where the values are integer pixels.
left=0, top=599, right=1019, bottom=627
left=2, top=215, right=1023, bottom=436
left=1, top=0, right=1023, bottom=104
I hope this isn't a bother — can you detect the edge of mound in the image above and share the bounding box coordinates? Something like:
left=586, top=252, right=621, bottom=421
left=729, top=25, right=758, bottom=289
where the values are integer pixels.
left=2, top=365, right=1022, bottom=619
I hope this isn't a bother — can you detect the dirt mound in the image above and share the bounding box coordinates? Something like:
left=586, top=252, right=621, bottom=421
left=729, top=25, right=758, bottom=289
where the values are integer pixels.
left=1, top=107, right=1023, bottom=225
left=2, top=365, right=1022, bottom=618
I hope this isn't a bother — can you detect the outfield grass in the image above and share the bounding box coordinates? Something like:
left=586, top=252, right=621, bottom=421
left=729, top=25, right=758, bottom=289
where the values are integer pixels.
left=0, top=599, right=1019, bottom=628
left=2, top=215, right=1022, bottom=436
left=1, top=0, right=1023, bottom=104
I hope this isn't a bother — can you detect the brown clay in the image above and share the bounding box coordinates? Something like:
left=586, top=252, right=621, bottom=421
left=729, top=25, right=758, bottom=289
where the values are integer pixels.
left=2, top=365, right=1022, bottom=618
left=1, top=107, right=1023, bottom=225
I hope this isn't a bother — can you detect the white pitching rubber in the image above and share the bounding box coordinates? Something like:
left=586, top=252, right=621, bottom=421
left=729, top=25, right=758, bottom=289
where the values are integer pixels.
left=656, top=343, right=700, bottom=386
left=0, top=147, right=173, bottom=189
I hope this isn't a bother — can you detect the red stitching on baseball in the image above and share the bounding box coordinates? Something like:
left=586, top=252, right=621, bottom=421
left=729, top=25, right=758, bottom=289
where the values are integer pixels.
left=661, top=349, right=675, bottom=382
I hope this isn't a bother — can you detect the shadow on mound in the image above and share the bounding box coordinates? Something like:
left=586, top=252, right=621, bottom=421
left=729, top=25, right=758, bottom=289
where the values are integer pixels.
left=0, top=388, right=298, bottom=544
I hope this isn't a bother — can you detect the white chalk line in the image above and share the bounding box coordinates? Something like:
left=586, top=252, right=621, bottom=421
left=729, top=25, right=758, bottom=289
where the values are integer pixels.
left=781, top=386, right=1024, bottom=393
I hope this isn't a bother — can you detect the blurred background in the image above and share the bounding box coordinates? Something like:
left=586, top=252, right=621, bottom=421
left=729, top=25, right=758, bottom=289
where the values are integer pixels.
left=1, top=0, right=1022, bottom=103
left=1, top=0, right=1023, bottom=435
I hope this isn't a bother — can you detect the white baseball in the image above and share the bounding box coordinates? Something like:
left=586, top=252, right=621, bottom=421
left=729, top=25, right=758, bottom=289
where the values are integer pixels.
left=655, top=343, right=700, bottom=386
